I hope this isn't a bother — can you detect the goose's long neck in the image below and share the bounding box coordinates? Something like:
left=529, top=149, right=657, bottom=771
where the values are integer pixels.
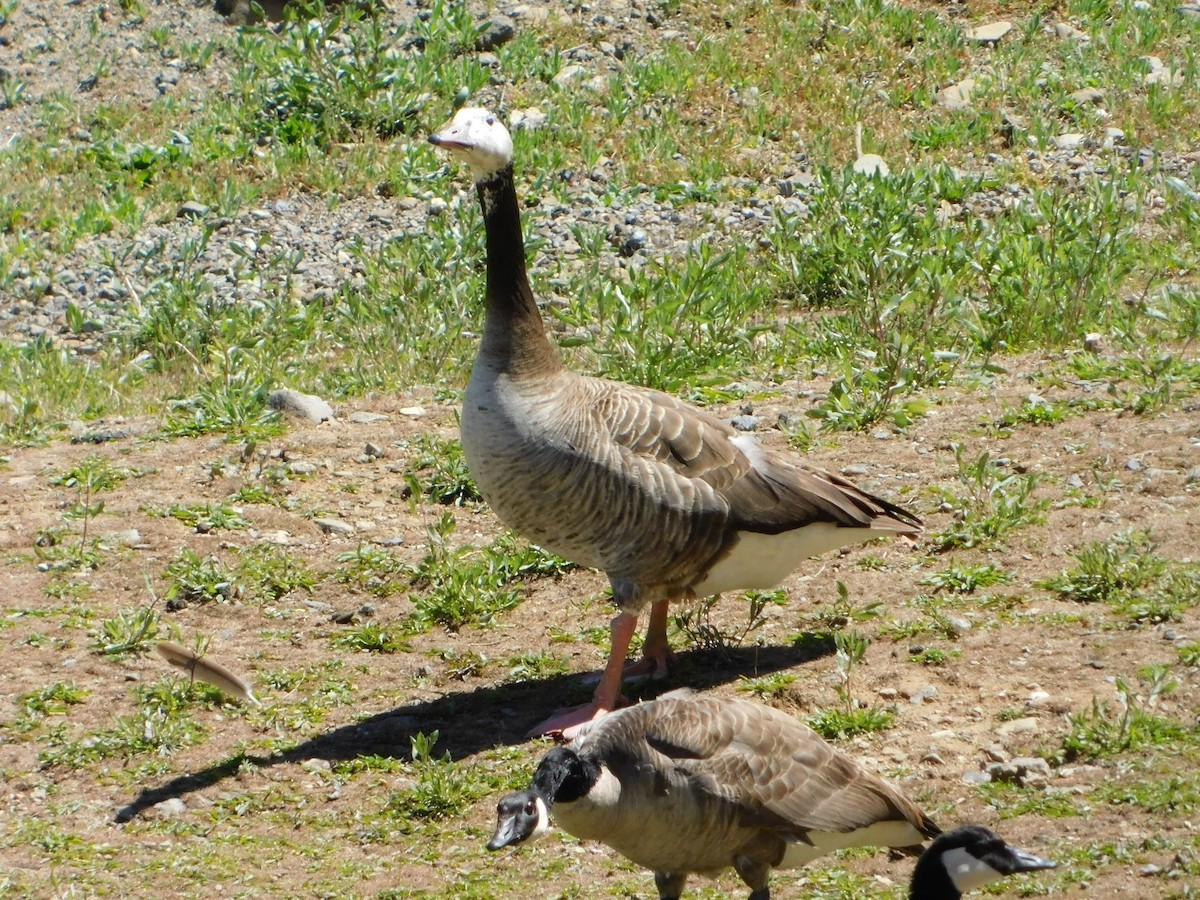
left=476, top=165, right=559, bottom=377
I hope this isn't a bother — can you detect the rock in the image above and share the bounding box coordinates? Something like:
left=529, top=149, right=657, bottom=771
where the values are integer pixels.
left=1054, top=133, right=1086, bottom=150
left=962, top=769, right=991, bottom=785
left=619, top=227, right=648, bottom=256
left=946, top=616, right=972, bottom=636
left=510, top=107, right=548, bottom=131
left=1140, top=863, right=1162, bottom=876
left=1069, top=87, right=1105, bottom=106
left=935, top=78, right=976, bottom=110
left=910, top=685, right=938, bottom=704
left=841, top=464, right=871, bottom=477
left=268, top=388, right=335, bottom=423
left=730, top=415, right=760, bottom=432
left=1103, top=127, right=1125, bottom=147
left=982, top=745, right=1009, bottom=763
left=177, top=201, right=209, bottom=220
left=966, top=21, right=1013, bottom=43
left=103, top=529, right=143, bottom=548
left=552, top=65, right=588, bottom=86
left=1125, top=458, right=1145, bottom=472
left=347, top=411, right=388, bottom=424
left=428, top=197, right=448, bottom=216
left=399, top=406, right=426, bottom=417
left=1084, top=332, right=1104, bottom=352
left=475, top=16, right=515, bottom=52
left=363, top=442, right=385, bottom=459
left=154, top=797, right=187, bottom=818
left=287, top=461, right=318, bottom=476
left=1185, top=467, right=1200, bottom=485
left=1144, top=56, right=1185, bottom=87
left=1054, top=22, right=1090, bottom=41
left=313, top=518, right=354, bottom=537
left=987, top=756, right=1051, bottom=786
left=996, top=716, right=1041, bottom=737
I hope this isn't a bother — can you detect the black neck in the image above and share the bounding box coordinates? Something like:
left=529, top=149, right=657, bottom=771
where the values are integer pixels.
left=909, top=853, right=960, bottom=900
left=532, top=747, right=600, bottom=807
left=475, top=166, right=557, bottom=373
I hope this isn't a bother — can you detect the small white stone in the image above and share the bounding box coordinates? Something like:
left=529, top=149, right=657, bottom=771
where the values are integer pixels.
left=1054, top=133, right=1086, bottom=150
left=966, top=21, right=1013, bottom=43
left=935, top=78, right=976, bottom=110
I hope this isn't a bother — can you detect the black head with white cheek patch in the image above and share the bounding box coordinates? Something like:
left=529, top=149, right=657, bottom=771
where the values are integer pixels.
left=486, top=789, right=548, bottom=851
left=920, top=825, right=1056, bottom=896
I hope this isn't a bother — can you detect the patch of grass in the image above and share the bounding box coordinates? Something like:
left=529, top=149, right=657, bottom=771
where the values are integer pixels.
left=737, top=672, right=798, bottom=701
left=674, top=589, right=788, bottom=653
left=163, top=502, right=247, bottom=531
left=909, top=646, right=959, bottom=666
left=931, top=446, right=1048, bottom=551
left=384, top=731, right=489, bottom=824
left=334, top=544, right=407, bottom=596
left=1058, top=667, right=1196, bottom=763
left=238, top=543, right=317, bottom=604
left=919, top=561, right=1011, bottom=594
left=90, top=605, right=164, bottom=657
left=1040, top=530, right=1166, bottom=603
left=977, top=781, right=1081, bottom=820
left=405, top=434, right=481, bottom=507
left=163, top=549, right=235, bottom=606
left=808, top=629, right=895, bottom=740
left=1040, top=530, right=1196, bottom=625
left=334, top=623, right=409, bottom=654
left=504, top=652, right=569, bottom=684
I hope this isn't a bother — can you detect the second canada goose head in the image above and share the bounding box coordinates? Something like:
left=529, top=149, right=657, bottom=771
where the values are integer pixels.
left=428, top=107, right=514, bottom=182
left=911, top=824, right=1057, bottom=899
left=486, top=746, right=595, bottom=851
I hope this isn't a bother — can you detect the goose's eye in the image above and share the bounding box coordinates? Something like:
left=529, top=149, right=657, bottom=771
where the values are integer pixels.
left=524, top=800, right=537, bottom=815
left=486, top=116, right=495, bottom=125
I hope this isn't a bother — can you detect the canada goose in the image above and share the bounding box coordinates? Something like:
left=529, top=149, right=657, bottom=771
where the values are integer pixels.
left=485, top=691, right=940, bottom=899
left=428, top=108, right=921, bottom=735
left=910, top=824, right=1056, bottom=899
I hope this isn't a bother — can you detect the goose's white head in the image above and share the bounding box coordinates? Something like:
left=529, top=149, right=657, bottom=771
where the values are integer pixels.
left=428, top=107, right=514, bottom=181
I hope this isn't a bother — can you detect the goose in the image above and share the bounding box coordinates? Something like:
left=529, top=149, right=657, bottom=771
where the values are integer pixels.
left=485, top=690, right=941, bottom=899
left=909, top=824, right=1056, bottom=899
left=485, top=693, right=1056, bottom=900
left=428, top=108, right=921, bottom=735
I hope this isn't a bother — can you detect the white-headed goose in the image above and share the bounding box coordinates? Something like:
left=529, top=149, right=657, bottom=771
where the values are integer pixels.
left=486, top=691, right=940, bottom=899
left=429, top=108, right=921, bottom=736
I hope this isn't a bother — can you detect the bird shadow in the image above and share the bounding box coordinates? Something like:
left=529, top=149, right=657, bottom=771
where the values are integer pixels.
left=115, top=636, right=834, bottom=823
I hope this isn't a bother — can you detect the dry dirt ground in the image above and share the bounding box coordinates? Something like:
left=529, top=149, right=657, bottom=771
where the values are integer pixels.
left=2, top=0, right=1200, bottom=898
left=2, top=361, right=1199, bottom=898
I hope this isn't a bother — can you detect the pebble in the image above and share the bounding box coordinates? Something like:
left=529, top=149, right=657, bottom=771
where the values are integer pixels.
left=1054, top=22, right=1089, bottom=41
left=729, top=415, right=760, bottom=431
left=1084, top=332, right=1104, bottom=352
left=910, top=685, right=938, bottom=704
left=962, top=769, right=991, bottom=785
left=313, top=518, right=354, bottom=536
left=153, top=798, right=187, bottom=818
left=966, top=22, right=1013, bottom=43
left=935, top=78, right=975, bottom=110
left=475, top=16, right=515, bottom=51
left=510, top=107, right=548, bottom=131
left=1054, top=133, right=1086, bottom=150
left=347, top=411, right=389, bottom=425
left=267, top=389, right=335, bottom=424
left=177, top=201, right=210, bottom=220
left=1068, top=87, right=1105, bottom=106
left=996, top=716, right=1041, bottom=737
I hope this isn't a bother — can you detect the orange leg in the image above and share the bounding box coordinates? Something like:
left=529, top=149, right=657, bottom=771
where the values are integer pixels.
left=620, top=599, right=675, bottom=679
left=527, top=611, right=639, bottom=739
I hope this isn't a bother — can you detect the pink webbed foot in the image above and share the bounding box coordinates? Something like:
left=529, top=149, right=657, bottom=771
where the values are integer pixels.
left=526, top=700, right=621, bottom=741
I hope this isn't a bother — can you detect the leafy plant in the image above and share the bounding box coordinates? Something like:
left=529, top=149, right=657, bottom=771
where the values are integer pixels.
left=931, top=446, right=1048, bottom=551
left=808, top=629, right=895, bottom=740
left=335, top=623, right=409, bottom=654
left=386, top=731, right=488, bottom=822
left=1040, top=530, right=1166, bottom=604
left=1059, top=667, right=1193, bottom=762
left=920, top=562, right=1011, bottom=594
left=164, top=502, right=247, bottom=531
left=90, top=605, right=163, bottom=657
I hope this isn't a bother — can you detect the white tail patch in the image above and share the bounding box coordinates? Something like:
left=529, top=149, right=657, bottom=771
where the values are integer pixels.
left=941, top=847, right=1004, bottom=892
left=695, top=524, right=880, bottom=597
left=777, top=820, right=928, bottom=870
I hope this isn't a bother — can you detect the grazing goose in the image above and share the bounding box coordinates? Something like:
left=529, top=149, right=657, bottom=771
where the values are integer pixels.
left=910, top=824, right=1056, bottom=899
left=429, top=108, right=921, bottom=735
left=486, top=690, right=940, bottom=899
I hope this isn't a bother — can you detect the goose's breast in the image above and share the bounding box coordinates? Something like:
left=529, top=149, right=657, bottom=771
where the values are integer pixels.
left=461, top=371, right=612, bottom=568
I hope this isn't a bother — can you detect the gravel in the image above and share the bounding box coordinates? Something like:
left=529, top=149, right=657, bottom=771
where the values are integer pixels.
left=2, top=1, right=1198, bottom=347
